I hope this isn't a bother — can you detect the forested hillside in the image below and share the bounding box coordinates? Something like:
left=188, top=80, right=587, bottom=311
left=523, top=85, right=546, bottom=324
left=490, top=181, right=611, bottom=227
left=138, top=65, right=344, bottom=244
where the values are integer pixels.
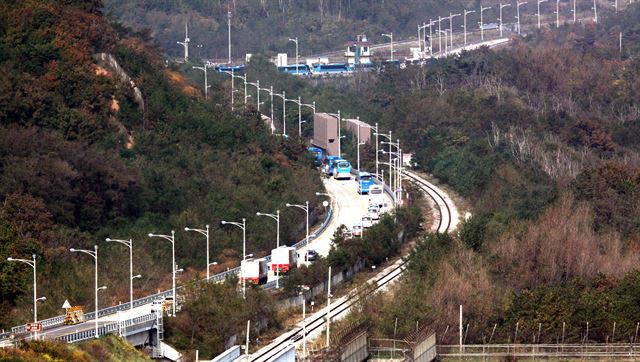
left=204, top=4, right=640, bottom=343
left=104, top=0, right=527, bottom=60
left=0, top=0, right=322, bottom=329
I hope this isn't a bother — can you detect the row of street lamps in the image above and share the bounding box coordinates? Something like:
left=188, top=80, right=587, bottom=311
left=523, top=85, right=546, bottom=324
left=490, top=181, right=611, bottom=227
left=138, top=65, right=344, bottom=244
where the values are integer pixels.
left=5, top=193, right=331, bottom=339
left=416, top=0, right=605, bottom=57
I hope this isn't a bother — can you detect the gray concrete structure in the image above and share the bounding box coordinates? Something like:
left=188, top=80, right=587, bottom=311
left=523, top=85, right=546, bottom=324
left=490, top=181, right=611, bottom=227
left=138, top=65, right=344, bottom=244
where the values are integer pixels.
left=343, top=118, right=372, bottom=144
left=312, top=113, right=339, bottom=156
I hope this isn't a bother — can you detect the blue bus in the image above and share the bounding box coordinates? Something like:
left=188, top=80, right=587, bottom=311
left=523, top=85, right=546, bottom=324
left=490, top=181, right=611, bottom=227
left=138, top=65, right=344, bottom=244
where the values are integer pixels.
left=356, top=172, right=375, bottom=194
left=312, top=63, right=353, bottom=75
left=333, top=159, right=352, bottom=180
left=325, top=156, right=341, bottom=176
left=277, top=64, right=311, bottom=75
left=215, top=64, right=246, bottom=73
left=307, top=146, right=323, bottom=166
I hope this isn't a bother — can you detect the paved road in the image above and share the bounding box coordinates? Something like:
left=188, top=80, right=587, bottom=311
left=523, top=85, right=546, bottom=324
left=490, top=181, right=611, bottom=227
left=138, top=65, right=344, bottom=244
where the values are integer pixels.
left=297, top=176, right=392, bottom=264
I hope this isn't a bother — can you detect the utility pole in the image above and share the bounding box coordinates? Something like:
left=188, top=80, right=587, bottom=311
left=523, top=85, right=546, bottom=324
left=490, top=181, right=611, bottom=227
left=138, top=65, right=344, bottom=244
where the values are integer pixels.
left=500, top=3, right=511, bottom=37
left=573, top=0, right=577, bottom=23
left=438, top=16, right=443, bottom=53
left=555, top=0, right=560, bottom=27
left=463, top=9, right=476, bottom=46
left=192, top=64, right=210, bottom=99
left=593, top=0, right=598, bottom=23
left=516, top=1, right=528, bottom=35
left=429, top=19, right=434, bottom=56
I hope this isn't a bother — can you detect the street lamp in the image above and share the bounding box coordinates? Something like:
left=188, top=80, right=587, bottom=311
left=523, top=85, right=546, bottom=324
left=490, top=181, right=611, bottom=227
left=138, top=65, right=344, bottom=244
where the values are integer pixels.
left=177, top=23, right=190, bottom=62
left=288, top=37, right=299, bottom=75
left=69, top=245, right=104, bottom=338
left=463, top=9, right=476, bottom=46
left=554, top=0, right=560, bottom=28
left=246, top=80, right=261, bottom=111
left=381, top=33, right=394, bottom=61
left=499, top=3, right=511, bottom=37
left=256, top=211, right=280, bottom=248
left=104, top=238, right=138, bottom=310
left=192, top=64, right=212, bottom=100
left=592, top=0, right=597, bottom=23
left=449, top=13, right=461, bottom=50
left=184, top=225, right=212, bottom=280
left=538, top=0, right=549, bottom=29
left=148, top=231, right=177, bottom=317
left=222, top=71, right=247, bottom=106
left=480, top=5, right=492, bottom=40
left=377, top=131, right=393, bottom=191
left=571, top=0, right=577, bottom=23
left=273, top=91, right=287, bottom=137
left=325, top=111, right=341, bottom=157
left=7, top=254, right=45, bottom=340
left=516, top=1, right=528, bottom=35
left=221, top=219, right=247, bottom=298
left=286, top=202, right=309, bottom=249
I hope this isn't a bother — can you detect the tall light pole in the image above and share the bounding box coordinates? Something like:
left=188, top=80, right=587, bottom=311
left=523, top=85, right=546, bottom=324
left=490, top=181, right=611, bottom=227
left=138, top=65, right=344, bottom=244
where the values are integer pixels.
left=555, top=0, right=560, bottom=27
left=177, top=23, right=190, bottom=62
left=273, top=91, right=287, bottom=137
left=572, top=0, right=577, bottom=23
left=269, top=86, right=274, bottom=133
left=256, top=211, right=280, bottom=248
left=288, top=37, right=299, bottom=74
left=184, top=225, right=212, bottom=280
left=247, top=80, right=261, bottom=110
left=221, top=219, right=247, bottom=298
left=381, top=33, right=394, bottom=61
left=299, top=285, right=310, bottom=358
left=286, top=202, right=309, bottom=249
left=148, top=231, right=177, bottom=316
left=592, top=0, right=598, bottom=23
left=449, top=13, right=461, bottom=49
left=227, top=11, right=232, bottom=64
left=499, top=3, right=511, bottom=37
left=297, top=97, right=302, bottom=137
left=192, top=64, right=211, bottom=100
left=326, top=266, right=332, bottom=348
left=326, top=111, right=341, bottom=157
left=428, top=19, right=435, bottom=56
left=437, top=16, right=444, bottom=53
left=480, top=5, right=492, bottom=40
left=463, top=9, right=476, bottom=46
left=516, top=1, right=528, bottom=35
left=7, top=254, right=45, bottom=340
left=104, top=238, right=139, bottom=310
left=69, top=245, right=105, bottom=337
left=538, top=0, right=549, bottom=29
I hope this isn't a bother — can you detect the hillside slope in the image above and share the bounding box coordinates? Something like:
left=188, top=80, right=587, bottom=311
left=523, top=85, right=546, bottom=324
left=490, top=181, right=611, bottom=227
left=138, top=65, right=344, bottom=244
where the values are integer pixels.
left=0, top=0, right=322, bottom=329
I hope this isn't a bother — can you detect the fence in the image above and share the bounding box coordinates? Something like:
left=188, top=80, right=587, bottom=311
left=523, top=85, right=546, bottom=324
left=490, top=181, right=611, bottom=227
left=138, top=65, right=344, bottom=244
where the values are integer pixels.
left=369, top=338, right=411, bottom=359
left=438, top=343, right=640, bottom=358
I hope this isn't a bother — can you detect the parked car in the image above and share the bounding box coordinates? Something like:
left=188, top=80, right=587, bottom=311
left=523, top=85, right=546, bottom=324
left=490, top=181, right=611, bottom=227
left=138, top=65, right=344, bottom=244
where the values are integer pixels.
left=305, top=249, right=318, bottom=261
left=361, top=216, right=373, bottom=228
left=368, top=205, right=380, bottom=220
left=352, top=223, right=363, bottom=237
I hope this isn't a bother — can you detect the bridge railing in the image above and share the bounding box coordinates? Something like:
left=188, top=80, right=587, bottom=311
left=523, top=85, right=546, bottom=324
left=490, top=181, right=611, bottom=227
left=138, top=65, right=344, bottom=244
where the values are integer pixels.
left=10, top=206, right=334, bottom=335
left=53, top=313, right=159, bottom=344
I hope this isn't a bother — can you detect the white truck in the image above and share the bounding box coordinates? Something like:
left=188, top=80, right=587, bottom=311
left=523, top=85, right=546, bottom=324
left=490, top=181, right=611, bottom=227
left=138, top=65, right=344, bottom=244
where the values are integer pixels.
left=270, top=246, right=297, bottom=273
left=368, top=185, right=385, bottom=208
left=240, top=258, right=268, bottom=285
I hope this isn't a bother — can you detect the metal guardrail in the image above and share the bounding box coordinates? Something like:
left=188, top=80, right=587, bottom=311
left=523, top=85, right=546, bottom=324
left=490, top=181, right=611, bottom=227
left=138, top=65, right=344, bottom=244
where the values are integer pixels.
left=9, top=206, right=334, bottom=335
left=54, top=313, right=159, bottom=344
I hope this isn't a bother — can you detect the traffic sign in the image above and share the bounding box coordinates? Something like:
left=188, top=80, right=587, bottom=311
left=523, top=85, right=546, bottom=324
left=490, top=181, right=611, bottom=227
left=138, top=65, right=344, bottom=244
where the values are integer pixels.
left=26, top=323, right=42, bottom=332
left=62, top=299, right=71, bottom=309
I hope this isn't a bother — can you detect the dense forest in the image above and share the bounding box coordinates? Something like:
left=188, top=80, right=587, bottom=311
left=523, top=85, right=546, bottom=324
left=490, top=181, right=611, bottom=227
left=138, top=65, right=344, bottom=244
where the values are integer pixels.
left=0, top=0, right=324, bottom=332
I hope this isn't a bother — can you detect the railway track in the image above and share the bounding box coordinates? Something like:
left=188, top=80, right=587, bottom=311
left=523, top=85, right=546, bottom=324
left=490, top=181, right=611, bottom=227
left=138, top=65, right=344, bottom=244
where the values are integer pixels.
left=250, top=169, right=457, bottom=361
